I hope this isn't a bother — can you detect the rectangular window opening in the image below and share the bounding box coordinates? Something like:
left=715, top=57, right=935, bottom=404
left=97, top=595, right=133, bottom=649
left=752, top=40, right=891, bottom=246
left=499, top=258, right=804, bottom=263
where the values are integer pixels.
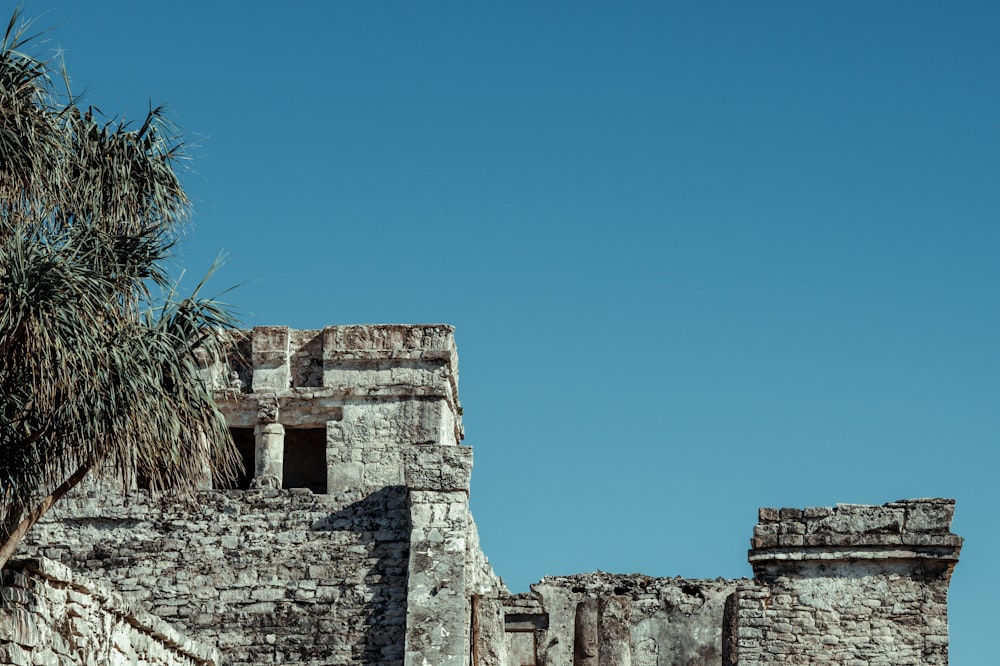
left=217, top=427, right=255, bottom=490
left=283, top=428, right=327, bottom=493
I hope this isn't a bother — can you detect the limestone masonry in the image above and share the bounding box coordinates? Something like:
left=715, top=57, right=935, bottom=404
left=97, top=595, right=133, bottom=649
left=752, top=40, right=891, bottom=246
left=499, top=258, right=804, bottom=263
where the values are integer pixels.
left=4, top=325, right=961, bottom=665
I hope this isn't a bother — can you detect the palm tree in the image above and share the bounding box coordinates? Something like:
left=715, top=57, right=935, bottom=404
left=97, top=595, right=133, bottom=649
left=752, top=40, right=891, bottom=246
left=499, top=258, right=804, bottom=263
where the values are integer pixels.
left=0, top=10, right=240, bottom=567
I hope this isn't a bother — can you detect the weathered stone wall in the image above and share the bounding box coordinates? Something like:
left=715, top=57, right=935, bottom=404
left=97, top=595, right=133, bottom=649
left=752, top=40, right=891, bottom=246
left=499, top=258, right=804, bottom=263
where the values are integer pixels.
left=26, top=487, right=410, bottom=665
left=27, top=469, right=505, bottom=666
left=207, top=324, right=464, bottom=495
left=0, top=557, right=218, bottom=666
left=733, top=498, right=961, bottom=665
left=482, top=500, right=961, bottom=666
left=496, top=574, right=742, bottom=666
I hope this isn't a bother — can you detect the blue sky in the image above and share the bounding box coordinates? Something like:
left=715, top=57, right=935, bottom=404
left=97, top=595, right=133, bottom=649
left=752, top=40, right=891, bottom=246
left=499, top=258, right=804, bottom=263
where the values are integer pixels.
left=22, top=2, right=999, bottom=661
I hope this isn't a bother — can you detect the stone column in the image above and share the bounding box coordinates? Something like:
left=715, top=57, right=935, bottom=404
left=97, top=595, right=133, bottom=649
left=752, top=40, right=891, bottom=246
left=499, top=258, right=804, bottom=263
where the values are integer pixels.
left=598, top=596, right=631, bottom=666
left=254, top=423, right=284, bottom=488
left=573, top=599, right=599, bottom=666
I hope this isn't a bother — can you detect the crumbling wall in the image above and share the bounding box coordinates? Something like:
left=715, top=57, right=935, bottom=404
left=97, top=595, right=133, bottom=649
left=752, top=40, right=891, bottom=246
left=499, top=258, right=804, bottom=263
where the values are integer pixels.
left=502, top=574, right=741, bottom=666
left=467, top=512, right=509, bottom=666
left=486, top=500, right=960, bottom=666
left=733, top=498, right=961, bottom=665
left=0, top=557, right=218, bottom=666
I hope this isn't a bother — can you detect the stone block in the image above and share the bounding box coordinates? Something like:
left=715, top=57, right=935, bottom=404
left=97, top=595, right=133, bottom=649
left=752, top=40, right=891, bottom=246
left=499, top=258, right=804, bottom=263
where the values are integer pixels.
left=812, top=505, right=904, bottom=536
left=779, top=508, right=804, bottom=521
left=252, top=326, right=291, bottom=390
left=757, top=507, right=780, bottom=523
left=902, top=501, right=954, bottom=534
left=0, top=643, right=31, bottom=666
left=403, top=445, right=472, bottom=491
left=754, top=523, right=778, bottom=538
left=803, top=506, right=834, bottom=519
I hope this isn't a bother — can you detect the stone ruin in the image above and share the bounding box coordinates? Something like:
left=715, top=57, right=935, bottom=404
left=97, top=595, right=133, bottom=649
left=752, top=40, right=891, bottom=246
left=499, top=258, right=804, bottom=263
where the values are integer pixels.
left=5, top=324, right=960, bottom=665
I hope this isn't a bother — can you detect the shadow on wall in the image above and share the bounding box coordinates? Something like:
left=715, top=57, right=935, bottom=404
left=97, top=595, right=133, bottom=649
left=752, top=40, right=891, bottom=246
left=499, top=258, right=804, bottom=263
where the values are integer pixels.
left=313, top=486, right=411, bottom=666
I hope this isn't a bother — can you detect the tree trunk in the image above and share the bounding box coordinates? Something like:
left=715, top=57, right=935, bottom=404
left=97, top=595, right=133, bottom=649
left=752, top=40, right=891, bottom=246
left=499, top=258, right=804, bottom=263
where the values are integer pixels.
left=0, top=462, right=91, bottom=569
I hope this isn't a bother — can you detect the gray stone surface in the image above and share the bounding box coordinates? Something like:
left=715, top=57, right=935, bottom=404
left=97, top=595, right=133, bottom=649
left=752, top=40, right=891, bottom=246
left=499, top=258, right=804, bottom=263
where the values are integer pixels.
left=26, top=487, right=411, bottom=665
left=597, top=596, right=631, bottom=666
left=497, top=498, right=960, bottom=666
left=0, top=557, right=219, bottom=665
left=512, top=574, right=741, bottom=666
left=734, top=498, right=961, bottom=665
left=11, top=326, right=962, bottom=666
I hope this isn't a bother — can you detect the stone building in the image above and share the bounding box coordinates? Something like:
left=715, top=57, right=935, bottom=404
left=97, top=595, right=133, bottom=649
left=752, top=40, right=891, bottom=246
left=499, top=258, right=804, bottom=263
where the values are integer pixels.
left=6, top=325, right=961, bottom=665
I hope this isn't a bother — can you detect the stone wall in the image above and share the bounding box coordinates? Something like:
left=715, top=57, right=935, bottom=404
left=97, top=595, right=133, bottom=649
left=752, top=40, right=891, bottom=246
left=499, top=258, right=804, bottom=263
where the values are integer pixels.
left=486, top=574, right=741, bottom=666
left=470, top=500, right=960, bottom=666
left=732, top=498, right=961, bottom=666
left=24, top=496, right=960, bottom=666
left=0, top=557, right=218, bottom=666
left=26, top=487, right=410, bottom=665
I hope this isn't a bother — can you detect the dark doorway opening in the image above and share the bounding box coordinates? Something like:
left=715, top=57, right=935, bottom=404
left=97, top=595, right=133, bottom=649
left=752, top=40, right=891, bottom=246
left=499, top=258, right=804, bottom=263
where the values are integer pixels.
left=217, top=427, right=255, bottom=490
left=283, top=428, right=327, bottom=493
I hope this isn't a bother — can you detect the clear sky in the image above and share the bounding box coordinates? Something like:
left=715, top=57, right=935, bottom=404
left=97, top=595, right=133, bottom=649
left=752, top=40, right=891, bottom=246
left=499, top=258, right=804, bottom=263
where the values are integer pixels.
left=21, top=2, right=999, bottom=662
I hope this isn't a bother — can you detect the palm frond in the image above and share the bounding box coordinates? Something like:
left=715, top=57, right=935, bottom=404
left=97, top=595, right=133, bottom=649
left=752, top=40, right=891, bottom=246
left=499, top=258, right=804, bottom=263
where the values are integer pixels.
left=0, top=9, right=240, bottom=554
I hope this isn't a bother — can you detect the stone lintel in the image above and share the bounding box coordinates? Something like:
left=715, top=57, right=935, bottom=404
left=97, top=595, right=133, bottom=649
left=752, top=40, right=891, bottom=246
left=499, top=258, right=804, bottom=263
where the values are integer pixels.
left=216, top=388, right=447, bottom=428
left=502, top=595, right=546, bottom=617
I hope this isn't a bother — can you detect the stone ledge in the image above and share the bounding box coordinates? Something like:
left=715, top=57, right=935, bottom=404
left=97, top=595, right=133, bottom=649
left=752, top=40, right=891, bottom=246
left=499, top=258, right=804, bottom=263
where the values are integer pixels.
left=748, top=544, right=962, bottom=565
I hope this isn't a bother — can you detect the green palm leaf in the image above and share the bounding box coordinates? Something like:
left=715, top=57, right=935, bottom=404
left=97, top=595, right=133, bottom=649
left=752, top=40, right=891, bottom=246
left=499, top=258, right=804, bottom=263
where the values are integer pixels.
left=0, top=8, right=239, bottom=566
